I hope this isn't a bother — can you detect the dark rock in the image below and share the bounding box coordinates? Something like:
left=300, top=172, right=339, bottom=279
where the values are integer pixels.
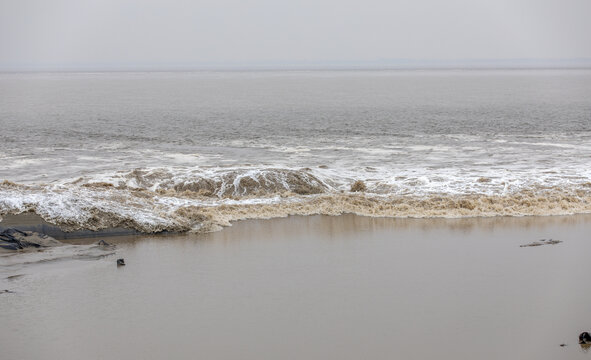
left=0, top=228, right=63, bottom=250
left=1, top=289, right=15, bottom=294
left=96, top=240, right=111, bottom=246
left=117, top=258, right=125, bottom=266
left=579, top=332, right=591, bottom=344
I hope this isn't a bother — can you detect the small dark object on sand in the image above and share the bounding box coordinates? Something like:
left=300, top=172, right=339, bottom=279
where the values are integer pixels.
left=560, top=343, right=567, bottom=347
left=1, top=289, right=15, bottom=294
left=580, top=332, right=591, bottom=344
left=117, top=258, right=125, bottom=266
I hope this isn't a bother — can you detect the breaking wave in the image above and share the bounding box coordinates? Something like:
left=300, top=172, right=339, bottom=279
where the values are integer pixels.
left=1, top=167, right=591, bottom=233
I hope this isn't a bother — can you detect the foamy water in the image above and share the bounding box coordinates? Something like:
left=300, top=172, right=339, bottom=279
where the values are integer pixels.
left=1, top=70, right=590, bottom=232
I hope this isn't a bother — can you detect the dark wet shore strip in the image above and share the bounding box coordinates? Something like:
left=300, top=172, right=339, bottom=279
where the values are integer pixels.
left=3, top=211, right=591, bottom=245
left=0, top=212, right=143, bottom=240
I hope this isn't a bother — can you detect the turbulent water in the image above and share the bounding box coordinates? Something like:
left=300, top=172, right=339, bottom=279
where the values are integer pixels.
left=1, top=69, right=590, bottom=232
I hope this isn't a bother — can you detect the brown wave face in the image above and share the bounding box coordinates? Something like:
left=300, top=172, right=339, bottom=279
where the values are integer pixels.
left=2, top=180, right=591, bottom=234
left=127, top=168, right=328, bottom=197
left=177, top=191, right=591, bottom=232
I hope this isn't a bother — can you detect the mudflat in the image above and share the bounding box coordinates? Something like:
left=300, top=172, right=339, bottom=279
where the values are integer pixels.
left=2, top=214, right=591, bottom=359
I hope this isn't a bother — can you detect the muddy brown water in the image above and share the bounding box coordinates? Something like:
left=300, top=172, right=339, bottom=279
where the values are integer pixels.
left=2, top=214, right=591, bottom=359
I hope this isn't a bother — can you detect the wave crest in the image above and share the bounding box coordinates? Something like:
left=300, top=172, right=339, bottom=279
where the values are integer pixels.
left=111, top=168, right=328, bottom=197
left=2, top=175, right=591, bottom=234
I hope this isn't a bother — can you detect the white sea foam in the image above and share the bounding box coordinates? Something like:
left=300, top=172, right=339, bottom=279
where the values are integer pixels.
left=1, top=164, right=591, bottom=233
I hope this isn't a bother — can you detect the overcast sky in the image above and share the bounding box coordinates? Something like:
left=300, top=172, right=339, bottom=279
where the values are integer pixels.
left=1, top=0, right=590, bottom=70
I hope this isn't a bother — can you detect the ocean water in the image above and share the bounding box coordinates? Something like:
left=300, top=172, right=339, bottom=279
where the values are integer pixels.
left=1, top=69, right=590, bottom=232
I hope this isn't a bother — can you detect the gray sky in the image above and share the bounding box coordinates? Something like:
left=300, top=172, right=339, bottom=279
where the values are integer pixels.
left=1, top=0, right=590, bottom=70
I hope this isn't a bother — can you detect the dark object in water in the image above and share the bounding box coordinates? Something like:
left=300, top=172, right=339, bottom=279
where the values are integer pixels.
left=0, top=228, right=63, bottom=250
left=579, top=332, right=591, bottom=344
left=1, top=289, right=15, bottom=294
left=117, top=258, right=125, bottom=266
left=6, top=274, right=25, bottom=281
left=350, top=180, right=367, bottom=192
left=519, top=238, right=562, bottom=248
left=95, top=239, right=115, bottom=251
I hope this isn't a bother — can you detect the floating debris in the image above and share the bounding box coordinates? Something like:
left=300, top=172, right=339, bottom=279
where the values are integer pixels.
left=520, top=239, right=562, bottom=248
left=95, top=239, right=116, bottom=250
left=5, top=274, right=25, bottom=281
left=350, top=180, right=367, bottom=192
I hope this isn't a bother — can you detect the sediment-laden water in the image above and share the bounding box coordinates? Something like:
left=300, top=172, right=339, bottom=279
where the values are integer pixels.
left=1, top=69, right=590, bottom=232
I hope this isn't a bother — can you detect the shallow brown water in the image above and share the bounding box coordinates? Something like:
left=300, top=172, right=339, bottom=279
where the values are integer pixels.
left=2, top=214, right=591, bottom=359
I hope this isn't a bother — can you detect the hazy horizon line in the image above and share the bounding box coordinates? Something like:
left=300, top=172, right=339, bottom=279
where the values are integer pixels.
left=2, top=58, right=591, bottom=73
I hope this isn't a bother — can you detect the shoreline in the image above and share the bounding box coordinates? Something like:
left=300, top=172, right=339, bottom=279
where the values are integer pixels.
left=3, top=210, right=591, bottom=241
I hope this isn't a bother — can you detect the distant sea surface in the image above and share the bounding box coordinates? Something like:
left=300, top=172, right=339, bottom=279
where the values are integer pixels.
left=1, top=69, right=590, bottom=232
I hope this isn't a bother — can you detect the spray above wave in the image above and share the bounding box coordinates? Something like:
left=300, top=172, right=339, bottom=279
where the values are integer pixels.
left=1, top=166, right=591, bottom=233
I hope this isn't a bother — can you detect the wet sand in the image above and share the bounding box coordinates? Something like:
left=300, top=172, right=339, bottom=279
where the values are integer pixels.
left=2, top=214, right=591, bottom=359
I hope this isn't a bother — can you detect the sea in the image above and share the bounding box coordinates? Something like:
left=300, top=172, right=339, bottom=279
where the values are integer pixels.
left=1, top=69, right=590, bottom=232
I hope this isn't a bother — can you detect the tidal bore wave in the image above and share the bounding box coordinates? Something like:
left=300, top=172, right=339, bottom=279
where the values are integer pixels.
left=1, top=167, right=590, bottom=233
